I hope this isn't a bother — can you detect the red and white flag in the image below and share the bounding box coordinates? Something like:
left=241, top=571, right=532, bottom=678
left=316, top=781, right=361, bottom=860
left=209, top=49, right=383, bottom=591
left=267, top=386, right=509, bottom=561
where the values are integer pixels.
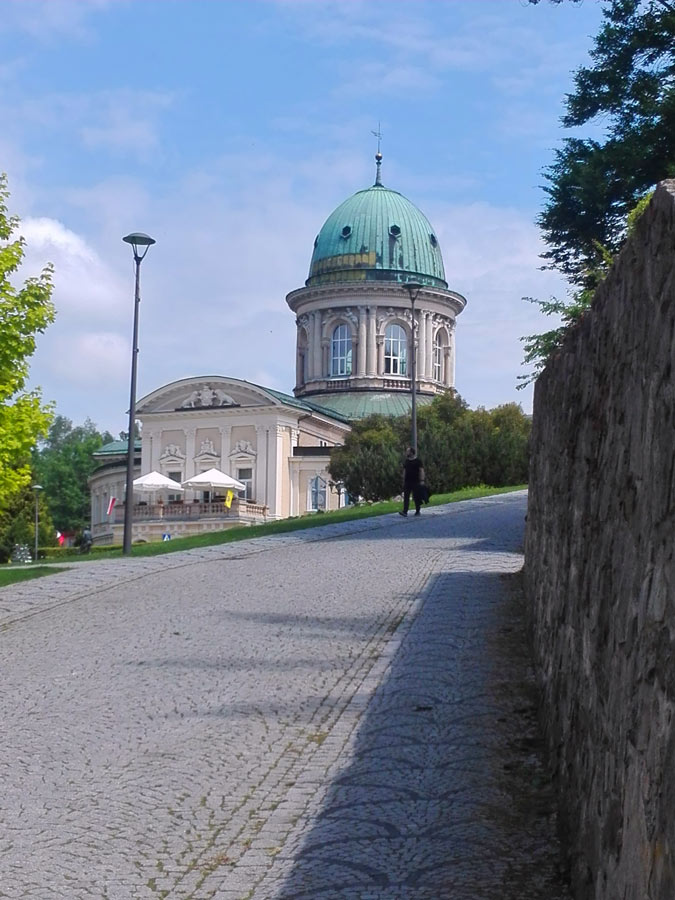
left=106, top=497, right=117, bottom=516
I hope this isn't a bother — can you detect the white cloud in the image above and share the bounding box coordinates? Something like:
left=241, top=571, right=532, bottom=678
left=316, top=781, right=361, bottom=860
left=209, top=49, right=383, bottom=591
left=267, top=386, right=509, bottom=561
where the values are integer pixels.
left=19, top=216, right=125, bottom=319
left=46, top=331, right=129, bottom=384
left=79, top=91, right=175, bottom=156
left=0, top=0, right=113, bottom=43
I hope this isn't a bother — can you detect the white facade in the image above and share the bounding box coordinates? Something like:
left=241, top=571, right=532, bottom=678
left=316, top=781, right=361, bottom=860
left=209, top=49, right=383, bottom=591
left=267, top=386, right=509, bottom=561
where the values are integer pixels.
left=90, top=376, right=350, bottom=544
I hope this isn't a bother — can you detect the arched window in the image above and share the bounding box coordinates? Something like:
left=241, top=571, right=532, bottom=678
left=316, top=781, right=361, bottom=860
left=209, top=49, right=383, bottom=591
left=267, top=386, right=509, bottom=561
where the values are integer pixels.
left=384, top=323, right=407, bottom=375
left=433, top=329, right=449, bottom=383
left=331, top=324, right=352, bottom=376
left=433, top=332, right=443, bottom=382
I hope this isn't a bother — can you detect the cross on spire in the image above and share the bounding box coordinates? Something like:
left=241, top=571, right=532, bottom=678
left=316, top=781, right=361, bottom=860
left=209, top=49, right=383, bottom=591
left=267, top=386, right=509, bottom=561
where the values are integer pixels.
left=372, top=123, right=383, bottom=185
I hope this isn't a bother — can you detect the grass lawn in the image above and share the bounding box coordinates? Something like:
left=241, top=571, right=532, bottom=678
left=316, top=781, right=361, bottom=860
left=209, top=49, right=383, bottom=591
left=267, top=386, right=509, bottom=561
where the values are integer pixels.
left=46, top=484, right=526, bottom=562
left=0, top=566, right=68, bottom=588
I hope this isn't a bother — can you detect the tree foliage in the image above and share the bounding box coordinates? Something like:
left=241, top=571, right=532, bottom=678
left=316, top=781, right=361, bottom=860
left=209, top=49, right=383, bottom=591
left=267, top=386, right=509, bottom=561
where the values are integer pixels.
left=329, top=394, right=530, bottom=502
left=329, top=416, right=403, bottom=501
left=0, top=173, right=55, bottom=499
left=33, top=415, right=113, bottom=533
left=537, top=0, right=675, bottom=286
left=0, top=482, right=56, bottom=563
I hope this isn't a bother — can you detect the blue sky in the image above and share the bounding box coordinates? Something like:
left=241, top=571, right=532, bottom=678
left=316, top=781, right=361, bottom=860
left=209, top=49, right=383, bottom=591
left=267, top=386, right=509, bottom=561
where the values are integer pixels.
left=2, top=0, right=605, bottom=435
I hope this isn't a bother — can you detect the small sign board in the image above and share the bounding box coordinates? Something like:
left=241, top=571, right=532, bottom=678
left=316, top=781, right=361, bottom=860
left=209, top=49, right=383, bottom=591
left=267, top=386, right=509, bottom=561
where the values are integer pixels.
left=162, top=533, right=172, bottom=541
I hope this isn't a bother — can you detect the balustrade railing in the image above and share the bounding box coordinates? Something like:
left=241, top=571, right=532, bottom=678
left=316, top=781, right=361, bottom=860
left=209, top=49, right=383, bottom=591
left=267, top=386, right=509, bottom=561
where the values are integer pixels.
left=112, top=498, right=267, bottom=524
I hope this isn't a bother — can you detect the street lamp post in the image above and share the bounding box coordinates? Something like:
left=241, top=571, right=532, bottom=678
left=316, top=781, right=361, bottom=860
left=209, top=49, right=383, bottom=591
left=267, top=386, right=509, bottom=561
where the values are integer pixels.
left=405, top=281, right=423, bottom=452
left=32, top=484, right=42, bottom=562
left=122, top=232, right=155, bottom=555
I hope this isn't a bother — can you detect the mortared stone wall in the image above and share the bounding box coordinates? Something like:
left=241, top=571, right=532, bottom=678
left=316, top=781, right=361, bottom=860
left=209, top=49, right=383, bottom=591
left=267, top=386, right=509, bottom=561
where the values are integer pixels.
left=525, top=180, right=675, bottom=900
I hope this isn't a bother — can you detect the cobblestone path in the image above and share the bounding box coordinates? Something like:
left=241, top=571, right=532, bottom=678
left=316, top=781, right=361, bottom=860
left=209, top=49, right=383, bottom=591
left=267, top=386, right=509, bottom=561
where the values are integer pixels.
left=0, top=491, right=570, bottom=899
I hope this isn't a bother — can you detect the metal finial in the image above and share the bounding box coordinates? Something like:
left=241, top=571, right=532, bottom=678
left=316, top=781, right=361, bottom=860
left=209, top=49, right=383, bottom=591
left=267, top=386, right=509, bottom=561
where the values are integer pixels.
left=372, top=123, right=383, bottom=185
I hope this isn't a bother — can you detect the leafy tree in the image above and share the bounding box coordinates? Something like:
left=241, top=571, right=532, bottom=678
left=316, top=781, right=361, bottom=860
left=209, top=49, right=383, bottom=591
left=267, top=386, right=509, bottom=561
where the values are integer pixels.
left=329, top=415, right=401, bottom=502
left=0, top=173, right=55, bottom=499
left=519, top=1, right=673, bottom=379
left=483, top=404, right=531, bottom=486
left=33, top=415, right=113, bottom=533
left=329, top=396, right=530, bottom=502
left=0, top=482, right=55, bottom=563
left=535, top=0, right=675, bottom=285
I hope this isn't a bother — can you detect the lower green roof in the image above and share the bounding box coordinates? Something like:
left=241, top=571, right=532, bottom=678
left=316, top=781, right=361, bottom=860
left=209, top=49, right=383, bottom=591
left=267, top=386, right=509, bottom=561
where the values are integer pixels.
left=94, top=439, right=142, bottom=456
left=303, top=392, right=434, bottom=421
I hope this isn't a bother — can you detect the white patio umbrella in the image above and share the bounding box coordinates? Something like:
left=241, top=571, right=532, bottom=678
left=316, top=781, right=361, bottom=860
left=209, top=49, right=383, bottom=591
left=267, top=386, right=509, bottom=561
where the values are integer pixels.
left=132, top=471, right=184, bottom=492
left=181, top=467, right=246, bottom=492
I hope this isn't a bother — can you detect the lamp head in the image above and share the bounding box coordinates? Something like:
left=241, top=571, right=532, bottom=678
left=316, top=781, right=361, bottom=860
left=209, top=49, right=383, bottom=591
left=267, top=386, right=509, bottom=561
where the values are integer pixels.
left=123, top=232, right=156, bottom=260
left=405, top=280, right=423, bottom=305
left=32, top=484, right=43, bottom=491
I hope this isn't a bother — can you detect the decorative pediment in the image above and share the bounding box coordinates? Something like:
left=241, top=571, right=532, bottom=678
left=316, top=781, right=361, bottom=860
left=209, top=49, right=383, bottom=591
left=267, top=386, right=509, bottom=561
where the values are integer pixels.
left=377, top=307, right=411, bottom=330
left=136, top=376, right=291, bottom=415
left=179, top=385, right=239, bottom=409
left=229, top=439, right=256, bottom=458
left=195, top=438, right=220, bottom=464
left=160, top=443, right=185, bottom=460
left=198, top=439, right=217, bottom=456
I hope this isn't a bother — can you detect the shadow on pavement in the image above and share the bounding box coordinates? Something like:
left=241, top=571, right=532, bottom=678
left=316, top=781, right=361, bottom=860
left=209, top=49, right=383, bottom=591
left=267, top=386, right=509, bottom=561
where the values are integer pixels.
left=271, top=567, right=571, bottom=900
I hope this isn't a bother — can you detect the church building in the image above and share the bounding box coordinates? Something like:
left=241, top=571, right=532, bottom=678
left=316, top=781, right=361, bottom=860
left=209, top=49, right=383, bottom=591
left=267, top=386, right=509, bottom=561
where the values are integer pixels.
left=89, top=153, right=466, bottom=544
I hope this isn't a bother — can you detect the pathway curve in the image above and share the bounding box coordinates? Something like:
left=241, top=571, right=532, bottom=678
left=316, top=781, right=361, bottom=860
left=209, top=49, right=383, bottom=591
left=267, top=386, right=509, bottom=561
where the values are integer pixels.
left=0, top=491, right=570, bottom=899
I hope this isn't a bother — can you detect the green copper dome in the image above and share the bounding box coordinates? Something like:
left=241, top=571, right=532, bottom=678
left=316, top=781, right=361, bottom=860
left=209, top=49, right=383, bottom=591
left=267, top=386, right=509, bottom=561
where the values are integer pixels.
left=307, top=181, right=447, bottom=288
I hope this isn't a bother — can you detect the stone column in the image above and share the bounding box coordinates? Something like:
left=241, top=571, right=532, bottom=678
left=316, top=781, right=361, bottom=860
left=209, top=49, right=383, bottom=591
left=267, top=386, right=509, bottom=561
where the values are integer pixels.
left=418, top=311, right=427, bottom=385
left=312, top=311, right=322, bottom=379
left=366, top=307, right=377, bottom=376
left=424, top=315, right=433, bottom=379
left=276, top=424, right=286, bottom=514
left=377, top=334, right=384, bottom=376
left=289, top=425, right=299, bottom=517
left=296, top=333, right=303, bottom=387
left=264, top=424, right=285, bottom=517
left=321, top=338, right=329, bottom=379
left=447, top=324, right=456, bottom=387
left=357, top=307, right=367, bottom=376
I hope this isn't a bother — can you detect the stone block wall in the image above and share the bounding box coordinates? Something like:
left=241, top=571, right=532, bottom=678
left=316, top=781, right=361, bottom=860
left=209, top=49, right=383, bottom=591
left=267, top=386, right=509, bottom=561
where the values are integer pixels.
left=525, top=181, right=675, bottom=900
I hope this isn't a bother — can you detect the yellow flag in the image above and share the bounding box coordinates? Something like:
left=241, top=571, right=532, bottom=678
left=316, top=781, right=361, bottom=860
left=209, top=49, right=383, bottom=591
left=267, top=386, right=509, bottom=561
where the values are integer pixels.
left=225, top=489, right=234, bottom=509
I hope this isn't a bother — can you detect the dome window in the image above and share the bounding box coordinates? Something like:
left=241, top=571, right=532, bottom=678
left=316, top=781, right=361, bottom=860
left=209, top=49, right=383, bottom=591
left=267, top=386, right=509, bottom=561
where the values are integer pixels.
left=341, top=225, right=352, bottom=239
left=389, top=224, right=401, bottom=238
left=313, top=235, right=319, bottom=248
left=429, top=233, right=438, bottom=247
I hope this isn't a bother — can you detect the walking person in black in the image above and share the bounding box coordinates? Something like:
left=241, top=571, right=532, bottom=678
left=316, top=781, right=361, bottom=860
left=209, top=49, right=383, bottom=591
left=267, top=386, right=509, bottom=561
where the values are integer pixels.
left=399, top=446, right=425, bottom=517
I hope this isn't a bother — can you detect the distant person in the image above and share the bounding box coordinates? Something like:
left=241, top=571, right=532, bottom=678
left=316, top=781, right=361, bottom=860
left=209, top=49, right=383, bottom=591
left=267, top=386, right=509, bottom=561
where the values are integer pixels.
left=399, top=447, right=425, bottom=517
left=81, top=528, right=93, bottom=553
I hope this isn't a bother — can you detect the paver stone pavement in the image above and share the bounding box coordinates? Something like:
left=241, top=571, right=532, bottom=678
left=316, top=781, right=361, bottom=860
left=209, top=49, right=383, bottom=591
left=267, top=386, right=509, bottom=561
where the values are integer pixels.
left=0, top=491, right=570, bottom=899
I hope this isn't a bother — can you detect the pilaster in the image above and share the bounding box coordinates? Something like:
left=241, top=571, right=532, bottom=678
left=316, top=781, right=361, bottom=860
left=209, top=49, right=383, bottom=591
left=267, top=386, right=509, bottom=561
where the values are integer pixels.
left=312, top=311, right=322, bottom=379
left=255, top=425, right=269, bottom=507
left=357, top=307, right=367, bottom=376
left=185, top=428, right=196, bottom=478
left=418, top=311, right=427, bottom=381
left=220, top=425, right=232, bottom=470
left=367, top=307, right=377, bottom=376
left=425, top=314, right=433, bottom=379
